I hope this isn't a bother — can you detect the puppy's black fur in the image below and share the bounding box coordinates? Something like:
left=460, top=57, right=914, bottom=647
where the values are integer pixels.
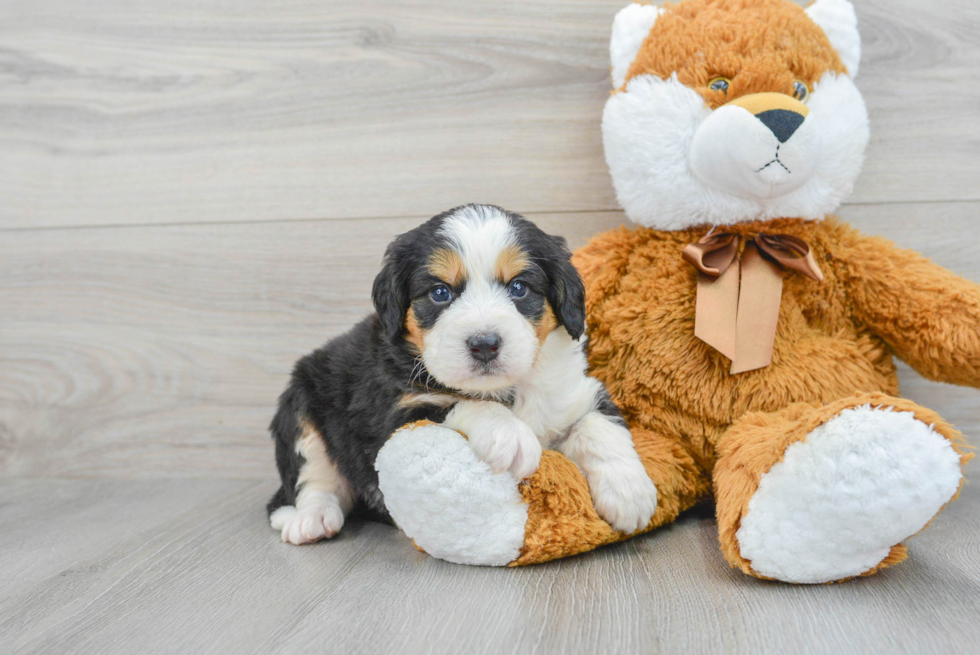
left=267, top=205, right=604, bottom=523
left=267, top=313, right=453, bottom=523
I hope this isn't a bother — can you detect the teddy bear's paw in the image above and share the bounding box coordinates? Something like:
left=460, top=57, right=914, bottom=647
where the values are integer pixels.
left=590, top=459, right=659, bottom=534
left=270, top=499, right=345, bottom=545
left=736, top=405, right=962, bottom=583
left=375, top=422, right=529, bottom=566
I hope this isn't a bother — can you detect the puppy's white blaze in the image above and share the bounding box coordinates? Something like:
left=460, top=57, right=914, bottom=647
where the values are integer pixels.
left=440, top=205, right=517, bottom=282
left=425, top=206, right=537, bottom=392
left=602, top=70, right=868, bottom=230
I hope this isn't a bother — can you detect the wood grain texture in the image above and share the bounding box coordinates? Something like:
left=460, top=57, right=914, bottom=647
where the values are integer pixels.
left=1, top=1, right=979, bottom=651
left=1, top=478, right=978, bottom=654
left=2, top=205, right=978, bottom=479
left=0, top=0, right=978, bottom=230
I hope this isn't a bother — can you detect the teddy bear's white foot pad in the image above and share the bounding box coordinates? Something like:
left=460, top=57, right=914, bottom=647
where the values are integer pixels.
left=376, top=423, right=528, bottom=566
left=736, top=405, right=962, bottom=583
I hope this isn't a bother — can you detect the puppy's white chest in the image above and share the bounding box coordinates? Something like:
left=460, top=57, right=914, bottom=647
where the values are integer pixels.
left=510, top=332, right=602, bottom=448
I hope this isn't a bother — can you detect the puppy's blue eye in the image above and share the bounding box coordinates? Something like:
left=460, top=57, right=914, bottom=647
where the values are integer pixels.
left=429, top=285, right=452, bottom=304
left=508, top=280, right=528, bottom=299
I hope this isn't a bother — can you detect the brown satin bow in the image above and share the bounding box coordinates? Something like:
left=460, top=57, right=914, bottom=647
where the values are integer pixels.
left=682, top=230, right=824, bottom=374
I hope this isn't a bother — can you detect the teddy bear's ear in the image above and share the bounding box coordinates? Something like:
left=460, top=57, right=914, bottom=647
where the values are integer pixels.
left=610, top=2, right=662, bottom=90
left=805, top=0, right=862, bottom=77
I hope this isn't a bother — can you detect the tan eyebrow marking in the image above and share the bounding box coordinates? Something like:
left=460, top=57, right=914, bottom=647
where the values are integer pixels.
left=428, top=248, right=466, bottom=287
left=495, top=244, right=530, bottom=283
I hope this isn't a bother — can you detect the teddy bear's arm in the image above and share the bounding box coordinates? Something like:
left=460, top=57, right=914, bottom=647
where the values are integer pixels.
left=840, top=232, right=980, bottom=388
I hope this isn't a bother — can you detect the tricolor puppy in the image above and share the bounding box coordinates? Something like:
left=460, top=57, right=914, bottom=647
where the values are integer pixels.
left=267, top=204, right=658, bottom=545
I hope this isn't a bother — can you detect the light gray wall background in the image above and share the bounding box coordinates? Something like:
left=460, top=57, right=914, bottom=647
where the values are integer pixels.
left=1, top=1, right=978, bottom=653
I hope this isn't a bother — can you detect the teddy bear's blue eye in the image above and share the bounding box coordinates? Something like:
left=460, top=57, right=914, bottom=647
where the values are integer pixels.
left=793, top=80, right=809, bottom=101
left=508, top=280, right=528, bottom=299
left=709, top=77, right=730, bottom=93
left=430, top=285, right=452, bottom=304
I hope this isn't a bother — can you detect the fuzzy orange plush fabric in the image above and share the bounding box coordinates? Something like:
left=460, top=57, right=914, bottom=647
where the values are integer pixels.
left=506, top=218, right=977, bottom=569
left=623, top=0, right=848, bottom=101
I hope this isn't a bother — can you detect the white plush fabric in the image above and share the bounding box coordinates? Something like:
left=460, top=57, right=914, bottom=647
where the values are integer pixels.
left=602, top=70, right=868, bottom=230
left=689, top=102, right=822, bottom=200
left=375, top=423, right=528, bottom=566
left=609, top=2, right=662, bottom=90
left=736, top=406, right=962, bottom=584
left=806, top=0, right=862, bottom=77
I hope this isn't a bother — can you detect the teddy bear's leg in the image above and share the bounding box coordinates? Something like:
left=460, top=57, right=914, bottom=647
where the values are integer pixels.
left=713, top=393, right=971, bottom=584
left=376, top=421, right=710, bottom=566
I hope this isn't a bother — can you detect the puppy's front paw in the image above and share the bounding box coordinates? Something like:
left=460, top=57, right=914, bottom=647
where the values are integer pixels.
left=469, top=419, right=542, bottom=480
left=590, top=460, right=658, bottom=534
left=273, top=502, right=345, bottom=545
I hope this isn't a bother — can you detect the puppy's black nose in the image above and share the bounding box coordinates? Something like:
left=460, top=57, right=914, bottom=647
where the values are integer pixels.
left=467, top=334, right=501, bottom=363
left=756, top=109, right=805, bottom=143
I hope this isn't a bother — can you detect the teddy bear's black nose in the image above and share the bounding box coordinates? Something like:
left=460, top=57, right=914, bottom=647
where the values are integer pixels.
left=756, top=109, right=806, bottom=143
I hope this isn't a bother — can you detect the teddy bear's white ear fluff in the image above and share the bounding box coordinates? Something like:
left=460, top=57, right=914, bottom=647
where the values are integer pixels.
left=805, top=0, right=861, bottom=77
left=610, top=3, right=662, bottom=89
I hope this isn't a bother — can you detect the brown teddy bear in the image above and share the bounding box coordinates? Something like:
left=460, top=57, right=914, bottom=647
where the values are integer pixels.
left=374, top=0, right=978, bottom=583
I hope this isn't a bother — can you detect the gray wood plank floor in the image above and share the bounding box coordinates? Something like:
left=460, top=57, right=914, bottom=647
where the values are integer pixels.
left=1, top=0, right=979, bottom=652
left=2, top=478, right=979, bottom=655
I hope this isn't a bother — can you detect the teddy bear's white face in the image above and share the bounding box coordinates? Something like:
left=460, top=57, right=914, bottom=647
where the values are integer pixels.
left=603, top=0, right=868, bottom=230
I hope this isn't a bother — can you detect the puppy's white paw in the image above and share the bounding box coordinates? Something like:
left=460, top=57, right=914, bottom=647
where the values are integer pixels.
left=589, top=459, right=658, bottom=534
left=444, top=401, right=543, bottom=480
left=273, top=502, right=345, bottom=545
left=469, top=419, right=543, bottom=480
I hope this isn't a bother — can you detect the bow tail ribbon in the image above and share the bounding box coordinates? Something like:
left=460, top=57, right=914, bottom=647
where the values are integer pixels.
left=684, top=232, right=823, bottom=374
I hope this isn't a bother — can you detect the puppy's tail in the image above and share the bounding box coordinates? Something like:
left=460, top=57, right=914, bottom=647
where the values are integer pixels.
left=267, top=381, right=308, bottom=518
left=268, top=495, right=297, bottom=531
left=267, top=485, right=290, bottom=518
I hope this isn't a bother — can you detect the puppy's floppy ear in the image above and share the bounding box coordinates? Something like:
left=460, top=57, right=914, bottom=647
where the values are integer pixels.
left=543, top=235, right=586, bottom=340
left=372, top=244, right=409, bottom=344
